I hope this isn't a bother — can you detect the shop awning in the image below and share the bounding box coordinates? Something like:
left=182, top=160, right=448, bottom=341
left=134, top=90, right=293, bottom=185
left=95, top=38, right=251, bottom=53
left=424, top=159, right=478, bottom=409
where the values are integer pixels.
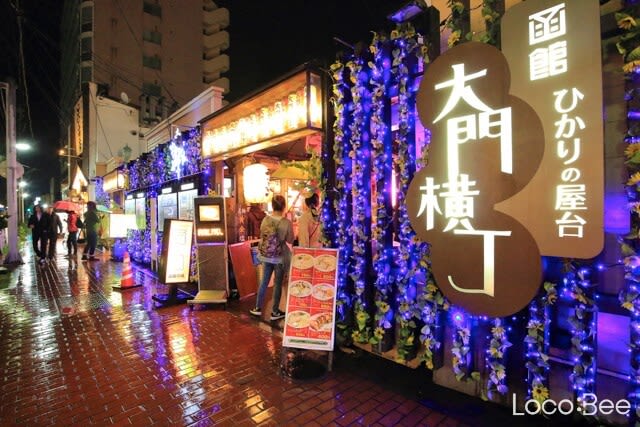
left=200, top=65, right=324, bottom=162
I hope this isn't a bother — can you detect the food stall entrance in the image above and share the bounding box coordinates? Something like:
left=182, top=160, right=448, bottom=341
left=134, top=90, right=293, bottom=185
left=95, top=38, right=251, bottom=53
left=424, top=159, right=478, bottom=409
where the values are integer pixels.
left=199, top=65, right=325, bottom=299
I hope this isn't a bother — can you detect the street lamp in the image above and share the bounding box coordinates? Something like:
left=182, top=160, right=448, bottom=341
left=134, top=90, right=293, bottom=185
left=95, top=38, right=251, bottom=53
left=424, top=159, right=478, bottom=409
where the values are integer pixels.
left=15, top=142, right=31, bottom=151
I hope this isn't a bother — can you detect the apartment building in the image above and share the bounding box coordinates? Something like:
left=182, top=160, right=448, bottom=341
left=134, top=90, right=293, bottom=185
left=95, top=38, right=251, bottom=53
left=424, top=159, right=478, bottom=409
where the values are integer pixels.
left=59, top=0, right=229, bottom=199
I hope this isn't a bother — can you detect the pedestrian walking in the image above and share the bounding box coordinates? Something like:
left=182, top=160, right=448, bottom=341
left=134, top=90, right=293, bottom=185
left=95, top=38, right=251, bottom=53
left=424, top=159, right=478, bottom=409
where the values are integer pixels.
left=250, top=195, right=294, bottom=320
left=46, top=206, right=63, bottom=261
left=81, top=201, right=101, bottom=261
left=66, top=210, right=81, bottom=256
left=28, top=205, right=50, bottom=264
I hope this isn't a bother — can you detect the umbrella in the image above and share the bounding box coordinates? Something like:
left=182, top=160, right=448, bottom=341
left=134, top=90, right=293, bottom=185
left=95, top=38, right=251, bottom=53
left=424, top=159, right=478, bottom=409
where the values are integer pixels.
left=53, top=200, right=82, bottom=212
left=96, top=204, right=111, bottom=213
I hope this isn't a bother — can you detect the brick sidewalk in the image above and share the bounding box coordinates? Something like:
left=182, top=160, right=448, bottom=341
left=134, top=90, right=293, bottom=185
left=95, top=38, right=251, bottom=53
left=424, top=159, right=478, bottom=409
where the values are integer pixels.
left=0, top=243, right=478, bottom=426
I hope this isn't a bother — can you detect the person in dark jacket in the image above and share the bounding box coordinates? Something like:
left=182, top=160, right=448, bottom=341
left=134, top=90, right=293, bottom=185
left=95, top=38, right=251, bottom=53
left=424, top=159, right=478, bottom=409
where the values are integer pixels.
left=246, top=204, right=266, bottom=240
left=82, top=201, right=101, bottom=261
left=28, top=205, right=50, bottom=264
left=46, top=206, right=63, bottom=260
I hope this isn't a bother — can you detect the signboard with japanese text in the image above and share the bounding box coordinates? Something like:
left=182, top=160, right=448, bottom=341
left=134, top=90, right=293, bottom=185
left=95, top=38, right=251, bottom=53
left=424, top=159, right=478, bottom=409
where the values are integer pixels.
left=158, top=219, right=194, bottom=284
left=407, top=42, right=544, bottom=317
left=499, top=0, right=604, bottom=258
left=283, top=247, right=339, bottom=351
left=178, top=189, right=198, bottom=220
left=158, top=192, right=178, bottom=232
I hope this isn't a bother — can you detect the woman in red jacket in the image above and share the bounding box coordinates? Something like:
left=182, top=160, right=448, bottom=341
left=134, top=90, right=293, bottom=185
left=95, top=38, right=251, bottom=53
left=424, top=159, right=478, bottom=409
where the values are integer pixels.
left=66, top=210, right=80, bottom=256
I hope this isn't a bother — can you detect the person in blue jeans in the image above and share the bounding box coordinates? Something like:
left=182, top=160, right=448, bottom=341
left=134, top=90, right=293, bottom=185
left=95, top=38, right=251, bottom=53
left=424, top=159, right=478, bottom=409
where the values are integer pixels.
left=250, top=195, right=294, bottom=320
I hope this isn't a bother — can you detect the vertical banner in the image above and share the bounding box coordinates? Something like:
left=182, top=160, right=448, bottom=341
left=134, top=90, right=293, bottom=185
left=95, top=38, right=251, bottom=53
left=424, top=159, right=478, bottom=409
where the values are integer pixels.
left=499, top=0, right=604, bottom=258
left=283, top=247, right=339, bottom=351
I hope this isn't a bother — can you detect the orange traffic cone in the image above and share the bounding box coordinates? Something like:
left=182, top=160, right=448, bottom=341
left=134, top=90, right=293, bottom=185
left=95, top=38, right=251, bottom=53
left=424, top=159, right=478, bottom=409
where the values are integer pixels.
left=112, top=251, right=141, bottom=290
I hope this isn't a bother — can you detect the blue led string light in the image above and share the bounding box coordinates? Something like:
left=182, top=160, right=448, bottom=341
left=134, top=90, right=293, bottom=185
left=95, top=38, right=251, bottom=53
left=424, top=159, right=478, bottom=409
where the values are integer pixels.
left=564, top=268, right=597, bottom=404
left=330, top=59, right=355, bottom=337
left=347, top=57, right=373, bottom=343
left=525, top=281, right=556, bottom=403
left=393, top=25, right=423, bottom=362
left=369, top=32, right=395, bottom=348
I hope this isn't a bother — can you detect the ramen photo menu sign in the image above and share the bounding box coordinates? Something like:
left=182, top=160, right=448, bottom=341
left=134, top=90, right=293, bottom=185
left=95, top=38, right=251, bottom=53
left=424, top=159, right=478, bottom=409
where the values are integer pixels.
left=283, top=247, right=339, bottom=351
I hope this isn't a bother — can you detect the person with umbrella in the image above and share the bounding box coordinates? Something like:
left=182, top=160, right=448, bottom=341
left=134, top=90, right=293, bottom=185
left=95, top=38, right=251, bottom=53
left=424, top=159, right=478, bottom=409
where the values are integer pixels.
left=45, top=206, right=63, bottom=260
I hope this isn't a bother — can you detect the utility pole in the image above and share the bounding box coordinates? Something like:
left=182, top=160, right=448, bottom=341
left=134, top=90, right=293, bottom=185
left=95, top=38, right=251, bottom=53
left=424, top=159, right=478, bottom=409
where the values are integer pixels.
left=2, top=79, right=23, bottom=264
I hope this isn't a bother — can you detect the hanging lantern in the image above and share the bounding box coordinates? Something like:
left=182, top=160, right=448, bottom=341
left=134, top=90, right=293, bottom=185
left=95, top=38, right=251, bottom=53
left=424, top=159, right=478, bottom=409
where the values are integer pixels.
left=244, top=163, right=270, bottom=203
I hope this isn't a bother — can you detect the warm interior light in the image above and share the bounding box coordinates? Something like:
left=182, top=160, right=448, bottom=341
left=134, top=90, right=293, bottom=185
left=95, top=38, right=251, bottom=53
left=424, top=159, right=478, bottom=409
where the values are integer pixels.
left=202, top=82, right=324, bottom=157
left=243, top=164, right=270, bottom=203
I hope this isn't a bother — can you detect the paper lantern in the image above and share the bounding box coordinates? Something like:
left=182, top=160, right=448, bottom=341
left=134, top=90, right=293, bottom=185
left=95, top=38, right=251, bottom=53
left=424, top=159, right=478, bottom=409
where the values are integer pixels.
left=244, top=164, right=270, bottom=203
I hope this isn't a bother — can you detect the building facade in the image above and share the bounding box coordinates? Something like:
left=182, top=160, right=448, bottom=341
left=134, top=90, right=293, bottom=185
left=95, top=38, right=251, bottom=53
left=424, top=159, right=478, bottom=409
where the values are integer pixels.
left=59, top=0, right=230, bottom=197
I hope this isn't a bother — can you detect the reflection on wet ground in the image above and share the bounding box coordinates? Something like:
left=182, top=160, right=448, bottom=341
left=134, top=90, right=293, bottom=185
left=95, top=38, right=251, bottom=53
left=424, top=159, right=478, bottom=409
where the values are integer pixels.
left=0, top=242, right=471, bottom=426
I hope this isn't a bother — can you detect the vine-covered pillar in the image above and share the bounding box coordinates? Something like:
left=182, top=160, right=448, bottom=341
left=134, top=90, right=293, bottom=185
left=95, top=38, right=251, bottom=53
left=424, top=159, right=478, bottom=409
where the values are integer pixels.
left=567, top=268, right=597, bottom=404
left=393, top=25, right=423, bottom=362
left=321, top=65, right=337, bottom=247
left=330, top=58, right=355, bottom=340
left=348, top=56, right=374, bottom=343
left=370, top=34, right=396, bottom=352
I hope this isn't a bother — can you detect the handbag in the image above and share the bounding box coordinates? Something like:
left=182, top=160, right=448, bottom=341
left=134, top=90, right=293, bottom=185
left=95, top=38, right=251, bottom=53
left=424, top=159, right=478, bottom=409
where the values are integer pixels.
left=77, top=229, right=86, bottom=244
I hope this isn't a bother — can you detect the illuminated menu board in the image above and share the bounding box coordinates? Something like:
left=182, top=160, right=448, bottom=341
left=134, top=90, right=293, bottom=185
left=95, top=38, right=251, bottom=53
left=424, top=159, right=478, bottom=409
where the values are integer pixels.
left=283, top=247, right=339, bottom=351
left=158, top=192, right=178, bottom=232
left=135, top=197, right=146, bottom=230
left=159, top=219, right=194, bottom=284
left=125, top=198, right=135, bottom=216
left=178, top=189, right=198, bottom=220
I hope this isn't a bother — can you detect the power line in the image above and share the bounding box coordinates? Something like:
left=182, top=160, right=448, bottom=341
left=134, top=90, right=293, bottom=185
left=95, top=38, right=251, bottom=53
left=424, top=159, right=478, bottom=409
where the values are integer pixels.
left=15, top=0, right=34, bottom=140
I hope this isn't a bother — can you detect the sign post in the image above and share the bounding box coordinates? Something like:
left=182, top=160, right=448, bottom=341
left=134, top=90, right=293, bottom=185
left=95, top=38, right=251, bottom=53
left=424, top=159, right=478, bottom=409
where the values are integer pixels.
left=281, top=247, right=339, bottom=375
left=188, top=196, right=230, bottom=307
left=152, top=219, right=195, bottom=306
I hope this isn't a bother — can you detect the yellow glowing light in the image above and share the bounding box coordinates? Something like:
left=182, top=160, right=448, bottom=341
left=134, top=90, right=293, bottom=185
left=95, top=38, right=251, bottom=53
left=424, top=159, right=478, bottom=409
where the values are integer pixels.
left=202, top=82, right=323, bottom=158
left=243, top=163, right=270, bottom=203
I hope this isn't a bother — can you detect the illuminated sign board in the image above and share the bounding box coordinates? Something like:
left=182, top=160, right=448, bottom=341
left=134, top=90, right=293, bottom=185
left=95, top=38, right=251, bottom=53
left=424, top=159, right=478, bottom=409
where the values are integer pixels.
left=201, top=70, right=323, bottom=160
left=109, top=214, right=137, bottom=239
left=498, top=0, right=604, bottom=258
left=135, top=196, right=146, bottom=230
left=178, top=188, right=198, bottom=220
left=407, top=42, right=544, bottom=317
left=157, top=191, right=177, bottom=232
left=194, top=196, right=226, bottom=244
left=159, top=219, right=194, bottom=284
left=102, top=170, right=126, bottom=192
left=197, top=227, right=224, bottom=237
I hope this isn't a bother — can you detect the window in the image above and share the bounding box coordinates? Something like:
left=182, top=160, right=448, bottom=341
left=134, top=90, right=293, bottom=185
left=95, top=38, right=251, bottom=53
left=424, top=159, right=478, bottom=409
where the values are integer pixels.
left=111, top=18, right=118, bottom=29
left=142, top=55, right=162, bottom=70
left=80, top=5, right=92, bottom=32
left=143, top=30, right=162, bottom=45
left=143, top=82, right=162, bottom=97
left=110, top=47, right=118, bottom=60
left=143, top=1, right=162, bottom=17
left=81, top=65, right=92, bottom=84
left=80, top=36, right=92, bottom=61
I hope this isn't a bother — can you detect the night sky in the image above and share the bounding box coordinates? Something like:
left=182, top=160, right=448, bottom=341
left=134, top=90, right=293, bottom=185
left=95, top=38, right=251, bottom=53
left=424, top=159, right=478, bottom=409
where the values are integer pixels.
left=0, top=0, right=62, bottom=203
left=0, top=0, right=408, bottom=202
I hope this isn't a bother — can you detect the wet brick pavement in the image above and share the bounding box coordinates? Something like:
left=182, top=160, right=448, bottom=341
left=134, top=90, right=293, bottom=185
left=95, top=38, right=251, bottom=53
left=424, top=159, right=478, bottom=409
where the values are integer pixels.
left=0, top=242, right=505, bottom=426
